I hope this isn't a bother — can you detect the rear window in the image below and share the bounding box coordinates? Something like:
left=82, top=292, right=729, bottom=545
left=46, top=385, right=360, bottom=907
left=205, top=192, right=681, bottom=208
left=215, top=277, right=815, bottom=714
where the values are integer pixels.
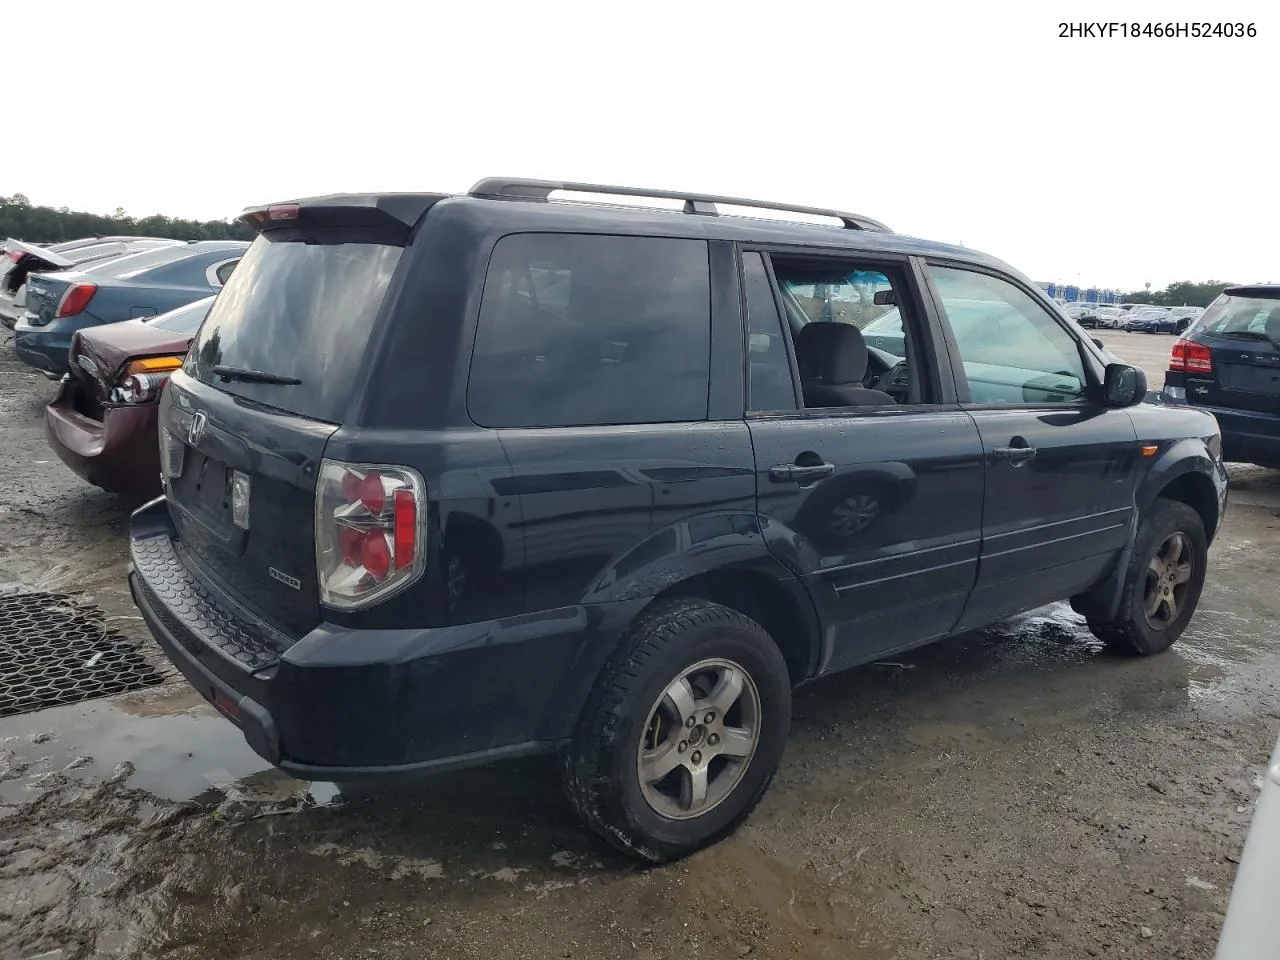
left=148, top=297, right=214, bottom=335
left=467, top=233, right=710, bottom=428
left=185, top=235, right=403, bottom=423
left=1198, top=295, right=1280, bottom=339
left=81, top=245, right=193, bottom=277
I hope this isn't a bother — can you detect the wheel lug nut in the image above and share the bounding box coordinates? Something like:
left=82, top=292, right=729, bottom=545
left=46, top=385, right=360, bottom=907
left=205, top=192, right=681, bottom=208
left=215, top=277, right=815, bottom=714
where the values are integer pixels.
left=685, top=716, right=696, bottom=728
left=678, top=741, right=688, bottom=753
left=704, top=712, right=715, bottom=724
left=691, top=751, right=702, bottom=764
left=708, top=733, right=720, bottom=746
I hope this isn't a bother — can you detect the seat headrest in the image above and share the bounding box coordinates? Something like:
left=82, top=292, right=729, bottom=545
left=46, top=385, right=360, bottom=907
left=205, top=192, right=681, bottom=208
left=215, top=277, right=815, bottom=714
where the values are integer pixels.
left=1263, top=305, right=1280, bottom=342
left=794, top=321, right=870, bottom=385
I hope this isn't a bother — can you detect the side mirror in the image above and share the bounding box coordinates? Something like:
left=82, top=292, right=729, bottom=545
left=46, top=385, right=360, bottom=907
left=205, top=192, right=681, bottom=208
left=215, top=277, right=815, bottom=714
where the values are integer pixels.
left=1092, top=337, right=1104, bottom=349
left=1103, top=363, right=1147, bottom=407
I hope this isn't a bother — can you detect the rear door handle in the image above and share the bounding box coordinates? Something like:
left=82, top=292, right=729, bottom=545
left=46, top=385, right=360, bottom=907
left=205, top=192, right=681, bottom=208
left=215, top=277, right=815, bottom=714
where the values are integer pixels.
left=993, top=441, right=1037, bottom=465
left=769, top=462, right=835, bottom=484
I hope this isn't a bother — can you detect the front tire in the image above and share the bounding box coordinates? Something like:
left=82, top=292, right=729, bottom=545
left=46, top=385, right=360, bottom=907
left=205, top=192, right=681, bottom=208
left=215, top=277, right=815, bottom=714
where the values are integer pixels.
left=562, top=598, right=791, bottom=862
left=1087, top=498, right=1208, bottom=655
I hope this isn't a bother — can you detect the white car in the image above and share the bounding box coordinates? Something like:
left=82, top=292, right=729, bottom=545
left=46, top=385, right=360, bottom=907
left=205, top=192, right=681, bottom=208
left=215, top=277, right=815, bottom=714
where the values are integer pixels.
left=1215, top=734, right=1280, bottom=959
left=1095, top=306, right=1126, bottom=328
left=1061, top=302, right=1099, bottom=324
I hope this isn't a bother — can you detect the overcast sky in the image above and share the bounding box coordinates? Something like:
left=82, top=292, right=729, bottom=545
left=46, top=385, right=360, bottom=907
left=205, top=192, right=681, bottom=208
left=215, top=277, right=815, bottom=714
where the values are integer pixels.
left=5, top=0, right=1274, bottom=290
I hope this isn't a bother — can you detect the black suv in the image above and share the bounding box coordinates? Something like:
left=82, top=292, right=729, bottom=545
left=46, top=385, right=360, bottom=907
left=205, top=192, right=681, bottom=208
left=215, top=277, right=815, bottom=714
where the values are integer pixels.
left=128, top=179, right=1228, bottom=861
left=1162, top=285, right=1280, bottom=468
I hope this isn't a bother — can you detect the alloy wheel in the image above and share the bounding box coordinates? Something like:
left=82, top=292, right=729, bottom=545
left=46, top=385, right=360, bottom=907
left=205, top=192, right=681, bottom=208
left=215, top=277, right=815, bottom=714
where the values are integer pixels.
left=637, top=658, right=761, bottom=820
left=1143, top=531, right=1194, bottom=628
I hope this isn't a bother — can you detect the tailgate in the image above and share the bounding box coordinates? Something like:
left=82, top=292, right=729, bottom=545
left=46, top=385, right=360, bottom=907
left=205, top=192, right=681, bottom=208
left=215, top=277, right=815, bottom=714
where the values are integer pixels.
left=160, top=372, right=337, bottom=637
left=1196, top=338, right=1280, bottom=414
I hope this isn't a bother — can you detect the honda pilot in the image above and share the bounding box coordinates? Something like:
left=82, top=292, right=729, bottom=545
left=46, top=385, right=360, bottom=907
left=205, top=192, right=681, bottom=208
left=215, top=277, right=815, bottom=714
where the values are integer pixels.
left=128, top=179, right=1228, bottom=861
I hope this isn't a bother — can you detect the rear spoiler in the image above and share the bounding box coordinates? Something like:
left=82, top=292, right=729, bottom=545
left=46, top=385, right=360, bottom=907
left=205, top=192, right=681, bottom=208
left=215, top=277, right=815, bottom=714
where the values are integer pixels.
left=239, top=193, right=448, bottom=245
left=4, top=239, right=75, bottom=269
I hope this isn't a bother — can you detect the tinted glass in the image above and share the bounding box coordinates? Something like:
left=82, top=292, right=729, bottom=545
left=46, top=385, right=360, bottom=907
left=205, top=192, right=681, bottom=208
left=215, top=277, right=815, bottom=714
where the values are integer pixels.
left=468, top=233, right=710, bottom=428
left=742, top=253, right=796, bottom=411
left=148, top=297, right=214, bottom=335
left=932, top=266, right=1088, bottom=404
left=1198, top=295, right=1280, bottom=340
left=186, top=236, right=403, bottom=423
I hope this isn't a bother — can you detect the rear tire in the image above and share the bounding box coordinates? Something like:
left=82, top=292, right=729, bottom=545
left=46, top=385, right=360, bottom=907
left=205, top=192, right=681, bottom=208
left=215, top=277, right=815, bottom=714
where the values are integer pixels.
left=562, top=598, right=791, bottom=863
left=1087, top=498, right=1208, bottom=655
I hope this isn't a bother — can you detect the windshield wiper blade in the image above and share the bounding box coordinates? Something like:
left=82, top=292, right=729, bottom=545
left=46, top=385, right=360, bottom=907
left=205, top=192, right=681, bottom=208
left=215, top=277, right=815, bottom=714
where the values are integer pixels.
left=1214, top=331, right=1276, bottom=342
left=212, top=364, right=302, bottom=385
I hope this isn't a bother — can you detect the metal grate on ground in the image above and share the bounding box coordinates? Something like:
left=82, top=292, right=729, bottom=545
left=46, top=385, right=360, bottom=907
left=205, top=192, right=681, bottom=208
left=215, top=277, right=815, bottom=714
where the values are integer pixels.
left=0, top=590, right=166, bottom=718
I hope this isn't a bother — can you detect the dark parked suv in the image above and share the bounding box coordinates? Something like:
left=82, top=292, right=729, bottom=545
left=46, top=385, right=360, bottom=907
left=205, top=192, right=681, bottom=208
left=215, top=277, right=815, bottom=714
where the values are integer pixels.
left=128, top=179, right=1228, bottom=861
left=1162, top=285, right=1280, bottom=468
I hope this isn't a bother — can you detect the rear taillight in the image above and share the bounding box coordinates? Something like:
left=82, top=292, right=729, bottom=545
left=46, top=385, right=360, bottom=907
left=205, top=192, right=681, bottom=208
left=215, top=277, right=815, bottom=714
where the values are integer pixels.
left=7, top=250, right=25, bottom=263
left=54, top=282, right=97, bottom=318
left=315, top=460, right=425, bottom=609
left=268, top=203, right=300, bottom=220
left=1170, top=339, right=1212, bottom=374
left=110, top=355, right=184, bottom=404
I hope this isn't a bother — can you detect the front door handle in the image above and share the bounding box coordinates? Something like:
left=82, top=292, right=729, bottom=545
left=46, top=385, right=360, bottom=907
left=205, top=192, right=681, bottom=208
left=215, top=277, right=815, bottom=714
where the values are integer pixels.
left=993, top=438, right=1037, bottom=465
left=769, top=462, right=835, bottom=484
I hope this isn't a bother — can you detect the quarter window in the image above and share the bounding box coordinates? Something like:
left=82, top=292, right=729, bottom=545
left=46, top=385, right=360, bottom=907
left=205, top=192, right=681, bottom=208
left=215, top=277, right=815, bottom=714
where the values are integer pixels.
left=931, top=266, right=1089, bottom=405
left=468, top=234, right=711, bottom=428
left=742, top=253, right=796, bottom=411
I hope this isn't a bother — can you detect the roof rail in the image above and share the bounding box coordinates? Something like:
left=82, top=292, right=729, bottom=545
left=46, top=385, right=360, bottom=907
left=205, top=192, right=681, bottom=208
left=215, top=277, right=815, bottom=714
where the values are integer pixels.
left=468, top=178, right=889, bottom=232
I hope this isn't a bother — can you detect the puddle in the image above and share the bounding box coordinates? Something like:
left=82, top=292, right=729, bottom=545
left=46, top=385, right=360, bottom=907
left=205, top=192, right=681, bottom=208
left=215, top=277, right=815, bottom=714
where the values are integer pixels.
left=0, top=686, right=279, bottom=803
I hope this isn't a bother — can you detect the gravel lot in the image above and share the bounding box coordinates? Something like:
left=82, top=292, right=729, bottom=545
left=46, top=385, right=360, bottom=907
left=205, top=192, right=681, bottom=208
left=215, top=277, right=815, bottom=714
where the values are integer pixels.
left=1, top=331, right=1277, bottom=960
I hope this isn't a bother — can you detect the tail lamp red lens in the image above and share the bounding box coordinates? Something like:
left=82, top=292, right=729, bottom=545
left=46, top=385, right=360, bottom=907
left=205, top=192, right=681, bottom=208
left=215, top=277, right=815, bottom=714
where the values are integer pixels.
left=315, top=461, right=425, bottom=609
left=7, top=250, right=24, bottom=263
left=55, top=283, right=98, bottom=318
left=1170, top=339, right=1212, bottom=374
left=268, top=203, right=300, bottom=220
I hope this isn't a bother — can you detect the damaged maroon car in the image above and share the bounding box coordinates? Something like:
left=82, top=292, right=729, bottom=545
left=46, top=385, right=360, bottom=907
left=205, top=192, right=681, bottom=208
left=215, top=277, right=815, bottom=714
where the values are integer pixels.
left=45, top=297, right=213, bottom=497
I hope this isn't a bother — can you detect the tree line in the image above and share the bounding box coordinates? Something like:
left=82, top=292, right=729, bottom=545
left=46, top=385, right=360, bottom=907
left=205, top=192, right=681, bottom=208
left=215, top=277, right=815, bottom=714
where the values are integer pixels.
left=1120, top=280, right=1238, bottom=308
left=0, top=194, right=254, bottom=244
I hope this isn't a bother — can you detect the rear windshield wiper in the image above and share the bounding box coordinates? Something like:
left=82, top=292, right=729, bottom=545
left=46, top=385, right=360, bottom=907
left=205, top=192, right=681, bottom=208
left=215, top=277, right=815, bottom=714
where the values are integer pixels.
left=212, top=364, right=302, bottom=385
left=1213, top=331, right=1278, bottom=343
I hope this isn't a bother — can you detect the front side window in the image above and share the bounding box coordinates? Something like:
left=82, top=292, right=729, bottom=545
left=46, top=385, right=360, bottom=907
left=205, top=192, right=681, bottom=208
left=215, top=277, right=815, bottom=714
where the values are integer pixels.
left=468, top=234, right=711, bottom=428
left=931, top=266, right=1089, bottom=405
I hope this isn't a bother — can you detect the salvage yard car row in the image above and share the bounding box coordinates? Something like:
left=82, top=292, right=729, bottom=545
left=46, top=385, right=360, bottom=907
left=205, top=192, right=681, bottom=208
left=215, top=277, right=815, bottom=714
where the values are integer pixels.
left=1, top=234, right=244, bottom=495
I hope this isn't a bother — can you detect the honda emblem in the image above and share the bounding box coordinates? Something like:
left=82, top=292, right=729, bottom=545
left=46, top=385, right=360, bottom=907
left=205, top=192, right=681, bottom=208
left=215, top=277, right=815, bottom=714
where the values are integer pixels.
left=187, top=411, right=208, bottom=446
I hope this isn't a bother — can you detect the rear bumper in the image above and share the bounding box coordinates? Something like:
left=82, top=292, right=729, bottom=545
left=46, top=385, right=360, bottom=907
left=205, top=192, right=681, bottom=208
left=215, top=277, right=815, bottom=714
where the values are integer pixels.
left=127, top=498, right=645, bottom=778
left=13, top=320, right=76, bottom=376
left=45, top=379, right=162, bottom=496
left=1163, top=394, right=1280, bottom=468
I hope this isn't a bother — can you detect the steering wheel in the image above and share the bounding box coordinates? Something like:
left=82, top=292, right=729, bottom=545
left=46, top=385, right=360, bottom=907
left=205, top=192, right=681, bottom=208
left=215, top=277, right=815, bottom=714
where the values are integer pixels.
left=872, top=359, right=910, bottom=401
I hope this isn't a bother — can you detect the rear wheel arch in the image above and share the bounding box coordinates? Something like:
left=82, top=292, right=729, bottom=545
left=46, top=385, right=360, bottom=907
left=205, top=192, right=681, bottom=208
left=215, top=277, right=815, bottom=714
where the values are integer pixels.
left=653, top=568, right=821, bottom=685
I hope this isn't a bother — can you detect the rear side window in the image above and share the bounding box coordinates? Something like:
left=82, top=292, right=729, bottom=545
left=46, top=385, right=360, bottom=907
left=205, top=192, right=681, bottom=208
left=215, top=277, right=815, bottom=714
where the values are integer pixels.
left=148, top=298, right=214, bottom=335
left=468, top=234, right=710, bottom=428
left=186, top=236, right=403, bottom=423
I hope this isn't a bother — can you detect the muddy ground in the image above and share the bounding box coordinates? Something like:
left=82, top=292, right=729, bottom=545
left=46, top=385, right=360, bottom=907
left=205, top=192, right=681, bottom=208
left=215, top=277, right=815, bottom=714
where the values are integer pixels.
left=1, top=334, right=1278, bottom=960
